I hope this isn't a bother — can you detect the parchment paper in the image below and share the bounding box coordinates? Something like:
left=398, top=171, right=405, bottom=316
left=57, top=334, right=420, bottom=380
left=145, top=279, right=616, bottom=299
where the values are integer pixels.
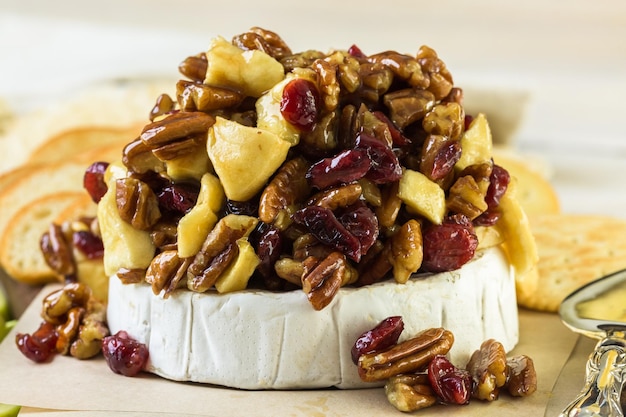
left=0, top=285, right=580, bottom=416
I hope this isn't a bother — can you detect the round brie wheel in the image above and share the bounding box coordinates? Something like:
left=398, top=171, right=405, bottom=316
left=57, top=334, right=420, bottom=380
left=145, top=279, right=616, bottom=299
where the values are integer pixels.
left=107, top=247, right=518, bottom=390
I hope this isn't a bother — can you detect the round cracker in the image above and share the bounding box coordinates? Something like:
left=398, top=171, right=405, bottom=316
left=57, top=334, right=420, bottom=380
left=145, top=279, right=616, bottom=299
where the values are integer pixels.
left=517, top=213, right=626, bottom=312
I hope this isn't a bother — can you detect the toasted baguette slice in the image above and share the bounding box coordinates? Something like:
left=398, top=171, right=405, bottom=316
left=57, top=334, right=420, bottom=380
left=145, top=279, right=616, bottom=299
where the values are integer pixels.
left=0, top=192, right=86, bottom=284
left=517, top=213, right=626, bottom=312
left=0, top=78, right=174, bottom=174
left=0, top=161, right=87, bottom=248
left=27, top=125, right=140, bottom=165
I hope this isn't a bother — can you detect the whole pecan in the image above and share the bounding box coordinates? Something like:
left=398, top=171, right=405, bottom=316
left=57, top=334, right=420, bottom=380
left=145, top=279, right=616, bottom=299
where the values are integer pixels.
left=40, top=223, right=75, bottom=278
left=115, top=177, right=161, bottom=230
left=187, top=215, right=257, bottom=292
left=389, top=219, right=423, bottom=284
left=140, top=111, right=215, bottom=148
left=176, top=80, right=244, bottom=112
left=258, top=157, right=310, bottom=228
left=357, top=327, right=454, bottom=382
left=466, top=338, right=508, bottom=401
left=301, top=251, right=357, bottom=310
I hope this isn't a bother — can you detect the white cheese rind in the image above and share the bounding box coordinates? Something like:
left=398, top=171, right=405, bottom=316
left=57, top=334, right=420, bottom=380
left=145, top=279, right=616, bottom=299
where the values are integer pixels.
left=107, top=247, right=518, bottom=390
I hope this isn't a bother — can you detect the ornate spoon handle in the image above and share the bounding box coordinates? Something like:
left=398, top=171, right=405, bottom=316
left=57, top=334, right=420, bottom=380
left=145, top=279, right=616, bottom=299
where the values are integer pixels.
left=559, top=331, right=626, bottom=417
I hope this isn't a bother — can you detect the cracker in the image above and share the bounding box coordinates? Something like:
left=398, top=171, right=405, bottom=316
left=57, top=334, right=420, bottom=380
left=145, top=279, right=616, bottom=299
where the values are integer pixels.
left=517, top=213, right=626, bottom=312
left=492, top=146, right=560, bottom=216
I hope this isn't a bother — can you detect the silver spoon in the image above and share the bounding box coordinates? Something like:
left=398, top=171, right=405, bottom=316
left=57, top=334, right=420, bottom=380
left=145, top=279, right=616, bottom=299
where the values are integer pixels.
left=558, top=268, right=626, bottom=416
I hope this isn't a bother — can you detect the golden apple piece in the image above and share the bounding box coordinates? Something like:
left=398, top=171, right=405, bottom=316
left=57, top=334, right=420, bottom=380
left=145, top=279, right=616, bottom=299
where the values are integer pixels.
left=397, top=169, right=446, bottom=225
left=97, top=167, right=155, bottom=276
left=204, top=36, right=285, bottom=98
left=178, top=173, right=224, bottom=258
left=207, top=117, right=291, bottom=202
left=256, top=76, right=301, bottom=145
left=496, top=177, right=539, bottom=294
left=214, top=238, right=260, bottom=293
left=456, top=113, right=492, bottom=172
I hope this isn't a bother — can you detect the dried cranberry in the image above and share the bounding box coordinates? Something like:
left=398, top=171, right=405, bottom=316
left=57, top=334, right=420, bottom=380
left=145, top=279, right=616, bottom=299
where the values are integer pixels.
left=484, top=164, right=510, bottom=209
left=355, top=133, right=402, bottom=184
left=15, top=321, right=58, bottom=363
left=473, top=209, right=500, bottom=227
left=464, top=114, right=474, bottom=131
left=348, top=44, right=366, bottom=58
left=156, top=182, right=199, bottom=214
left=73, top=230, right=104, bottom=259
left=351, top=316, right=404, bottom=364
left=338, top=201, right=379, bottom=256
left=306, top=148, right=371, bottom=190
left=280, top=78, right=320, bottom=131
left=421, top=139, right=462, bottom=181
left=292, top=206, right=362, bottom=262
left=373, top=111, right=410, bottom=146
left=225, top=198, right=258, bottom=216
left=251, top=223, right=283, bottom=280
left=428, top=355, right=472, bottom=405
left=422, top=214, right=478, bottom=272
left=83, top=161, right=109, bottom=203
left=102, top=330, right=149, bottom=377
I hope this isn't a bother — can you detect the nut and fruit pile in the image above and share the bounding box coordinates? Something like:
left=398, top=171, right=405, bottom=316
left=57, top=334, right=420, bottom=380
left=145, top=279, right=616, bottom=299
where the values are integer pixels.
left=352, top=317, right=536, bottom=412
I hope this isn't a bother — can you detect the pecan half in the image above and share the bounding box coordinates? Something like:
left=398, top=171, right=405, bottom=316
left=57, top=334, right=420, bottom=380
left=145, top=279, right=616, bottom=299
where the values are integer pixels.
left=145, top=250, right=190, bottom=296
left=306, top=182, right=362, bottom=211
left=258, top=157, right=310, bottom=228
left=357, top=327, right=454, bottom=382
left=505, top=355, right=537, bottom=397
left=301, top=251, right=357, bottom=310
left=115, top=177, right=161, bottom=230
left=187, top=215, right=257, bottom=292
left=140, top=111, right=215, bottom=148
left=178, top=53, right=208, bottom=82
left=40, top=223, right=75, bottom=278
left=389, top=219, right=423, bottom=284
left=176, top=80, right=244, bottom=112
left=466, top=338, right=508, bottom=401
left=385, top=374, right=437, bottom=412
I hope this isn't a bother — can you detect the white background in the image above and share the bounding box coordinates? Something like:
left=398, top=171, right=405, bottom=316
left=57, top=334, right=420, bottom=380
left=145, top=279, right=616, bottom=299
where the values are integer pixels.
left=1, top=0, right=625, bottom=217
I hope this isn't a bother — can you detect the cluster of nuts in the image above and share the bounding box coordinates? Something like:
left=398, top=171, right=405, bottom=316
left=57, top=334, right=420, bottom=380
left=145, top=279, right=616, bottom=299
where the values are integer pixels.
left=15, top=282, right=109, bottom=362
left=352, top=318, right=537, bottom=412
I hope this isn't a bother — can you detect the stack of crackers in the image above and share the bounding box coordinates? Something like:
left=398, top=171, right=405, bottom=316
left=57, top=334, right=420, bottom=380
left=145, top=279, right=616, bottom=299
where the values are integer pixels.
left=1, top=79, right=625, bottom=314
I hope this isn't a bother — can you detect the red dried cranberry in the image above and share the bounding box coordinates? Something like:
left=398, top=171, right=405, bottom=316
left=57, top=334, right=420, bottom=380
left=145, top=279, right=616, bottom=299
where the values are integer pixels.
left=348, top=44, right=366, bottom=58
left=292, top=206, right=362, bottom=262
left=464, top=115, right=474, bottom=131
left=83, top=161, right=109, bottom=203
left=306, top=148, right=371, bottom=190
left=225, top=198, right=258, bottom=217
left=251, top=223, right=283, bottom=280
left=73, top=230, right=104, bottom=259
left=280, top=78, right=320, bottom=131
left=485, top=164, right=510, bottom=209
left=422, top=139, right=462, bottom=181
left=422, top=214, right=478, bottom=272
left=473, top=209, right=501, bottom=227
left=156, top=182, right=199, bottom=214
left=338, top=201, right=379, bottom=256
left=351, top=316, right=404, bottom=364
left=373, top=111, right=410, bottom=146
left=428, top=355, right=472, bottom=405
left=354, top=133, right=402, bottom=184
left=102, top=330, right=149, bottom=377
left=15, top=321, right=59, bottom=363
